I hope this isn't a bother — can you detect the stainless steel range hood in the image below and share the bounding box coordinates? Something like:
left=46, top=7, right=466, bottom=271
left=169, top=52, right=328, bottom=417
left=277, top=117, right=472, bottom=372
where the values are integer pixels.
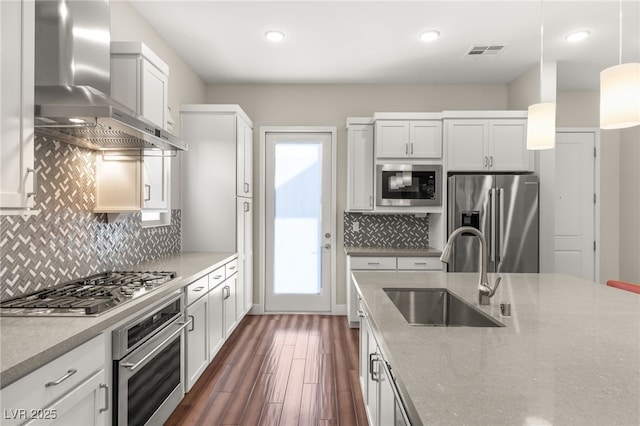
left=34, top=0, right=187, bottom=151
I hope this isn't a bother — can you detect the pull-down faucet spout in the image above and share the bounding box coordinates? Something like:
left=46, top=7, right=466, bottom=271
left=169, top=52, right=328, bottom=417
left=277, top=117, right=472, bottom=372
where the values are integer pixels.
left=440, top=226, right=501, bottom=305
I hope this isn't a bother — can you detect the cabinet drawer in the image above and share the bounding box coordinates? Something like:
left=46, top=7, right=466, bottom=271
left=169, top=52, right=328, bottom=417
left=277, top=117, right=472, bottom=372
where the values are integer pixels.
left=186, top=275, right=209, bottom=306
left=397, top=257, right=442, bottom=270
left=350, top=257, right=396, bottom=270
left=225, top=259, right=238, bottom=277
left=209, top=266, right=225, bottom=289
left=0, top=335, right=106, bottom=425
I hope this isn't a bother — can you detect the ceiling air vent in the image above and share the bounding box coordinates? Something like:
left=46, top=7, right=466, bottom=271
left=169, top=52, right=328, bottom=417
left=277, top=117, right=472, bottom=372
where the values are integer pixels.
left=464, top=44, right=506, bottom=59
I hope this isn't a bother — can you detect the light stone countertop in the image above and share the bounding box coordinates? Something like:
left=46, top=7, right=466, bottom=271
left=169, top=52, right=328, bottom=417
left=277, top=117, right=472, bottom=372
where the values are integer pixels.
left=344, top=246, right=442, bottom=257
left=0, top=251, right=236, bottom=388
left=352, top=271, right=640, bottom=426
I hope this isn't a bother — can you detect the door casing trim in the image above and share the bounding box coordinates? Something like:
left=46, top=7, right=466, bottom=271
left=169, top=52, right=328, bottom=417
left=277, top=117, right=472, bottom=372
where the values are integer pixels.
left=258, top=126, right=338, bottom=314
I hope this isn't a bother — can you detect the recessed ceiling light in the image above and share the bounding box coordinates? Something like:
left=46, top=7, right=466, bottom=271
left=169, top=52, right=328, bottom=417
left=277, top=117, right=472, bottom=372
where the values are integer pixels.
left=265, top=30, right=285, bottom=43
left=419, top=30, right=440, bottom=42
left=565, top=30, right=591, bottom=42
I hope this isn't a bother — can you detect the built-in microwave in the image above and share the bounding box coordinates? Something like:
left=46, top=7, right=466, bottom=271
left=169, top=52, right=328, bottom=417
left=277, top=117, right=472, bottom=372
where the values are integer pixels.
left=376, top=164, right=442, bottom=207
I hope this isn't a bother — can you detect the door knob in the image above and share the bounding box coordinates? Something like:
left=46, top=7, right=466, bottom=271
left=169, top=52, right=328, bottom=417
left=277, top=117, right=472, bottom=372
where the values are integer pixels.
left=325, top=233, right=331, bottom=238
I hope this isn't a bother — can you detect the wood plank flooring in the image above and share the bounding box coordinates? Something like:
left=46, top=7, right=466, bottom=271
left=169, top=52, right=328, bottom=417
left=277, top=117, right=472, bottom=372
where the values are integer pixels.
left=165, top=315, right=367, bottom=426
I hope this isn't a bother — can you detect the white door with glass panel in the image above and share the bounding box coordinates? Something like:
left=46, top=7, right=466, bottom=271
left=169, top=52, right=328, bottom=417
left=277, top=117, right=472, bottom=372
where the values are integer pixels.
left=265, top=132, right=333, bottom=312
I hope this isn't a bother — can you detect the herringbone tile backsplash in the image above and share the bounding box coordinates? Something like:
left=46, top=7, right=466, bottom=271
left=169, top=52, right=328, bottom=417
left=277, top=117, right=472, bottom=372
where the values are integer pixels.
left=0, top=136, right=181, bottom=301
left=343, top=212, right=429, bottom=248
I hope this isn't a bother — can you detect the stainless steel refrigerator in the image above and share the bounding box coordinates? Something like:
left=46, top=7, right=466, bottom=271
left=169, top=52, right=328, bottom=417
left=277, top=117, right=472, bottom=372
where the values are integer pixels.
left=447, top=174, right=539, bottom=273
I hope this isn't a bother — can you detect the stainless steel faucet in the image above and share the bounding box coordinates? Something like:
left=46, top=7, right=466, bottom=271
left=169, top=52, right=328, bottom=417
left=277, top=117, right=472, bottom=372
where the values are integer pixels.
left=440, top=226, right=501, bottom=305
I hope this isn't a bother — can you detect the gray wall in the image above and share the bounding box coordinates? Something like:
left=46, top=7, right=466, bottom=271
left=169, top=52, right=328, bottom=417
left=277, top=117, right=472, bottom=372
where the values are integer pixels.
left=205, top=83, right=510, bottom=305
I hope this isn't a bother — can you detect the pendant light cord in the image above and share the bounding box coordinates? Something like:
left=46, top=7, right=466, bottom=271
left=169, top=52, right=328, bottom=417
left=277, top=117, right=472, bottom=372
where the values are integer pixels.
left=539, top=0, right=545, bottom=100
left=618, top=0, right=622, bottom=65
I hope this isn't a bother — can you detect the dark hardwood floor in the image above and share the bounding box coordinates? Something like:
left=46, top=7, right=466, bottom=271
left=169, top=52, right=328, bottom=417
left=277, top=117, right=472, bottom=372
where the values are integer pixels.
left=165, top=315, right=367, bottom=426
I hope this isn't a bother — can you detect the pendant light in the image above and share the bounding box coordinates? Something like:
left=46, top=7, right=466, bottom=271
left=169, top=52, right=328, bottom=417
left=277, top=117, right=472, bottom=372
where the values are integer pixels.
left=600, top=0, right=640, bottom=130
left=527, top=0, right=556, bottom=150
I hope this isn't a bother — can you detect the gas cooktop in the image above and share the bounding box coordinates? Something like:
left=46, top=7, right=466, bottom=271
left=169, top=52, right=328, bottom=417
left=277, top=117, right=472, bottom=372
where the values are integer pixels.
left=0, top=271, right=177, bottom=317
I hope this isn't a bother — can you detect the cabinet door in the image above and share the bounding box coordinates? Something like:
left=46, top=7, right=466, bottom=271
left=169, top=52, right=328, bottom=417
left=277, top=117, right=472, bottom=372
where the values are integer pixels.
left=141, top=58, right=168, bottom=129
left=375, top=121, right=410, bottom=158
left=236, top=118, right=253, bottom=197
left=207, top=284, right=225, bottom=361
left=186, top=295, right=208, bottom=391
left=94, top=154, right=141, bottom=213
left=25, top=370, right=109, bottom=426
left=224, top=275, right=238, bottom=338
left=347, top=124, right=374, bottom=211
left=1, top=0, right=35, bottom=210
left=358, top=304, right=369, bottom=395
left=142, top=153, right=169, bottom=210
left=378, top=362, right=396, bottom=426
left=446, top=120, right=488, bottom=171
left=366, top=324, right=380, bottom=426
left=410, top=121, right=442, bottom=158
left=488, top=119, right=533, bottom=171
left=238, top=199, right=254, bottom=314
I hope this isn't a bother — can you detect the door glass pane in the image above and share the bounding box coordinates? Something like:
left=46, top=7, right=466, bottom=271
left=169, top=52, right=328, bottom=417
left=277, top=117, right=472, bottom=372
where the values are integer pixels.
left=273, top=142, right=322, bottom=294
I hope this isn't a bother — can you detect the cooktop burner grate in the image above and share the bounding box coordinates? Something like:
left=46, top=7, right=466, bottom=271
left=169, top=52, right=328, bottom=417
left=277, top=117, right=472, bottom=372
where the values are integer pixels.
left=0, top=271, right=177, bottom=316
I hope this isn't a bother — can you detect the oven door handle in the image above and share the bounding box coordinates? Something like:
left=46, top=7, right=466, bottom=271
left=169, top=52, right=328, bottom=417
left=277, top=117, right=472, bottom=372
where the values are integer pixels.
left=120, top=320, right=190, bottom=372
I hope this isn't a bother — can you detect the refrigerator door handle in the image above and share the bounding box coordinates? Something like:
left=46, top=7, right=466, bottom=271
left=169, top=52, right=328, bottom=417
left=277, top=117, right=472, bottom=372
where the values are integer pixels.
left=497, top=187, right=504, bottom=267
left=490, top=188, right=496, bottom=262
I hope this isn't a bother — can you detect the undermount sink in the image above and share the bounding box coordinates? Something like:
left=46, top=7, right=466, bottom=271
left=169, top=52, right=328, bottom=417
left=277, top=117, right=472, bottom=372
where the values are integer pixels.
left=384, top=288, right=504, bottom=327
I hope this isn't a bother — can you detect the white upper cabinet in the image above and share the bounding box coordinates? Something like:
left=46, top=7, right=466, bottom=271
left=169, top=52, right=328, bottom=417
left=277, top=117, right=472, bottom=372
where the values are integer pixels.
left=375, top=119, right=442, bottom=159
left=445, top=112, right=533, bottom=172
left=98, top=42, right=172, bottom=213
left=236, top=117, right=253, bottom=198
left=347, top=120, right=374, bottom=211
left=142, top=153, right=170, bottom=210
left=110, top=41, right=169, bottom=130
left=1, top=0, right=36, bottom=213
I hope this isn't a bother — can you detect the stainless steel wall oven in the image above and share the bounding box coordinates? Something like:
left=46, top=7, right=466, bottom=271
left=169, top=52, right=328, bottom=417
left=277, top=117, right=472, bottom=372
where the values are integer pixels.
left=112, top=291, right=188, bottom=426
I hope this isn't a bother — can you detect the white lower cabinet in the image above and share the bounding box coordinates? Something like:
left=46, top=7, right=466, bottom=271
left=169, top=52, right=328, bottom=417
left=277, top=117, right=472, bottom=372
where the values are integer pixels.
left=207, top=272, right=226, bottom=361
left=348, top=255, right=442, bottom=326
left=224, top=274, right=238, bottom=338
left=0, top=335, right=109, bottom=426
left=185, top=289, right=208, bottom=392
left=359, top=298, right=410, bottom=426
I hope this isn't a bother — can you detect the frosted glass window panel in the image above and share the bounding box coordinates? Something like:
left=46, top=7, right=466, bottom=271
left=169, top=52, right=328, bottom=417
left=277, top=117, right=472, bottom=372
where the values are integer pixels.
left=273, top=142, right=323, bottom=295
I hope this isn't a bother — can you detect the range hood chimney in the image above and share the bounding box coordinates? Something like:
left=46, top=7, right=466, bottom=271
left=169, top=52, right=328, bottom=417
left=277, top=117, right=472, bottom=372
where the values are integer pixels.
left=34, top=0, right=187, bottom=151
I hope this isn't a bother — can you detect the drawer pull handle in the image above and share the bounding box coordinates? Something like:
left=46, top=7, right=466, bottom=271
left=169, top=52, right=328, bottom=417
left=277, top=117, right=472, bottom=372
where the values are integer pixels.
left=213, top=275, right=223, bottom=279
left=45, top=369, right=77, bottom=387
left=367, top=262, right=380, bottom=265
left=27, top=168, right=37, bottom=197
left=244, top=182, right=250, bottom=193
left=228, top=266, right=236, bottom=270
left=188, top=315, right=195, bottom=332
left=414, top=262, right=427, bottom=265
left=193, top=286, right=205, bottom=292
left=144, top=184, right=151, bottom=201
left=99, top=383, right=109, bottom=413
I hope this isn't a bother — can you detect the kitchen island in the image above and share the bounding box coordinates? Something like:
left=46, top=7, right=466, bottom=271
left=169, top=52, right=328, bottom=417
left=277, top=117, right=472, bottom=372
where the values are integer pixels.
left=353, top=271, right=640, bottom=426
left=0, top=251, right=236, bottom=387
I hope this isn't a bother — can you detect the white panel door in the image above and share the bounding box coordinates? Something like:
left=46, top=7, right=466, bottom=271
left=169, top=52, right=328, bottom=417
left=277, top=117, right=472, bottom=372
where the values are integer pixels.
left=265, top=131, right=333, bottom=312
left=347, top=123, right=374, bottom=211
left=554, top=132, right=595, bottom=281
left=375, top=121, right=409, bottom=158
left=141, top=58, right=168, bottom=129
left=489, top=119, right=532, bottom=171
left=1, top=0, right=35, bottom=210
left=410, top=120, right=442, bottom=158
left=446, top=120, right=487, bottom=171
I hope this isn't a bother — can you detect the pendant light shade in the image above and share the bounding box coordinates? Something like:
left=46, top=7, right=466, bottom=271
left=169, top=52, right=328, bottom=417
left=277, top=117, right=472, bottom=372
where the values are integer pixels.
left=527, top=103, right=556, bottom=150
left=600, top=62, right=640, bottom=129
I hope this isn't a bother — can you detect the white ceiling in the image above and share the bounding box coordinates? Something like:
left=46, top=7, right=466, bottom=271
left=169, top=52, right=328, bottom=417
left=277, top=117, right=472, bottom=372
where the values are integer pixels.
left=129, top=1, right=640, bottom=90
